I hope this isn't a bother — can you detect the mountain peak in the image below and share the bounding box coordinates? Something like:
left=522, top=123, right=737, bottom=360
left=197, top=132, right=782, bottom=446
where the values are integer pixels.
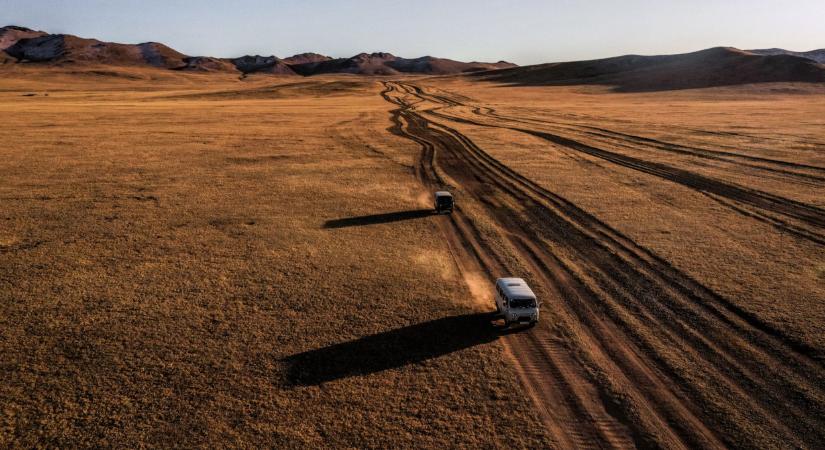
left=0, top=25, right=48, bottom=51
left=351, top=52, right=395, bottom=60
left=231, top=55, right=296, bottom=75
left=1, top=25, right=37, bottom=32
left=281, top=52, right=331, bottom=65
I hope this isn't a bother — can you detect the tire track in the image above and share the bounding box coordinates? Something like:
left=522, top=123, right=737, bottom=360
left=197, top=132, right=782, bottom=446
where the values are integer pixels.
left=416, top=85, right=825, bottom=365
left=410, top=85, right=825, bottom=231
left=381, top=81, right=825, bottom=448
left=416, top=103, right=825, bottom=248
left=426, top=107, right=825, bottom=231
left=418, top=88, right=825, bottom=168
left=420, top=114, right=821, bottom=447
left=382, top=83, right=643, bottom=449
left=479, top=105, right=825, bottom=179
left=461, top=106, right=825, bottom=245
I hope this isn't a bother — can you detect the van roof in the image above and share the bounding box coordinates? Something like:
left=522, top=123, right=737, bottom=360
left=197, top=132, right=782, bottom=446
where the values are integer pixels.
left=496, top=277, right=536, bottom=299
left=434, top=191, right=453, bottom=198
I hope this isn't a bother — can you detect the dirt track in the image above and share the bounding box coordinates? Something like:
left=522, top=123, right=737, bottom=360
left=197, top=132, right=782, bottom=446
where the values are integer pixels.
left=380, top=81, right=825, bottom=449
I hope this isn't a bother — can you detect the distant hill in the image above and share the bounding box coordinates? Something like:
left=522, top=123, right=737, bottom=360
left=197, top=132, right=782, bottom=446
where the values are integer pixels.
left=178, top=56, right=239, bottom=73
left=291, top=52, right=516, bottom=76
left=748, top=48, right=825, bottom=64
left=0, top=25, right=47, bottom=51
left=11, top=25, right=820, bottom=88
left=230, top=55, right=296, bottom=75
left=291, top=52, right=399, bottom=76
left=473, top=47, right=825, bottom=91
left=281, top=53, right=332, bottom=66
left=5, top=33, right=188, bottom=68
left=391, top=55, right=516, bottom=74
left=0, top=25, right=516, bottom=77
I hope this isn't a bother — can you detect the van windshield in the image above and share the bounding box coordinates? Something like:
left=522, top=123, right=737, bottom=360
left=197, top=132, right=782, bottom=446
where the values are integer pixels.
left=510, top=298, right=536, bottom=309
left=437, top=197, right=453, bottom=205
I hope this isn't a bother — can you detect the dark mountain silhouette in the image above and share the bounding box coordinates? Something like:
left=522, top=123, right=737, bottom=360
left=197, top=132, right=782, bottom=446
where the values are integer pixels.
left=748, top=48, right=825, bottom=64
left=290, top=52, right=516, bottom=76
left=473, top=47, right=825, bottom=91
left=178, top=56, right=239, bottom=73
left=230, top=55, right=296, bottom=75
left=291, top=52, right=399, bottom=75
left=281, top=52, right=332, bottom=65
left=391, top=56, right=516, bottom=74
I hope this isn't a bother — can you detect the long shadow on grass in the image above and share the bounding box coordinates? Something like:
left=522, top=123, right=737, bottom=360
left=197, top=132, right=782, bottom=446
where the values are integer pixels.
left=284, top=312, right=507, bottom=386
left=323, top=209, right=434, bottom=229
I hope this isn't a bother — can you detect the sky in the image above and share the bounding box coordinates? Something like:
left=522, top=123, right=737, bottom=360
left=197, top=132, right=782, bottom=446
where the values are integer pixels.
left=4, top=0, right=824, bottom=65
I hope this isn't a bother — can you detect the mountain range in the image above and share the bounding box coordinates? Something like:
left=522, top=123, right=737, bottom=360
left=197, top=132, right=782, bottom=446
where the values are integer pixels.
left=0, top=25, right=516, bottom=76
left=2, top=25, right=824, bottom=91
left=473, top=47, right=825, bottom=91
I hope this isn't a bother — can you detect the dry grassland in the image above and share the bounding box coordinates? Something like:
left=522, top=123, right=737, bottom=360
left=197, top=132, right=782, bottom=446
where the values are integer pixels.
left=3, top=64, right=825, bottom=448
left=417, top=79, right=825, bottom=350
left=391, top=78, right=825, bottom=447
left=0, top=68, right=550, bottom=447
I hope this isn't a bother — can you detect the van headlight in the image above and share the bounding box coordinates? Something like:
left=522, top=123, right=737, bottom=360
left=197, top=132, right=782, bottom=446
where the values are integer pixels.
left=510, top=313, right=517, bottom=320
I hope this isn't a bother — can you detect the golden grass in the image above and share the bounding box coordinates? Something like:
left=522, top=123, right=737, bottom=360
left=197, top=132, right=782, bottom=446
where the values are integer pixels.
left=384, top=78, right=825, bottom=448
left=0, top=71, right=550, bottom=447
left=4, top=65, right=825, bottom=447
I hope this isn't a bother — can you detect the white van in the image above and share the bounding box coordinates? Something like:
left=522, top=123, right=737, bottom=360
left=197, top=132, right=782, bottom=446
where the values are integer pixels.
left=495, top=278, right=540, bottom=327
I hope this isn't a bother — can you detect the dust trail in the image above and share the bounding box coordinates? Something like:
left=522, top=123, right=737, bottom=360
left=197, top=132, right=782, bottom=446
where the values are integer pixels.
left=463, top=271, right=493, bottom=310
left=415, top=191, right=431, bottom=209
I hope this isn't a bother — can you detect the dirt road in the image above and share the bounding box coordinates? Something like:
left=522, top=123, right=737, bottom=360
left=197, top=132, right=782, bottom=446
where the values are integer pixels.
left=380, top=81, right=825, bottom=449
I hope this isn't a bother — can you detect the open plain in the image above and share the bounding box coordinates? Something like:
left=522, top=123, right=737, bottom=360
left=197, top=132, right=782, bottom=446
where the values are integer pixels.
left=1, top=66, right=824, bottom=448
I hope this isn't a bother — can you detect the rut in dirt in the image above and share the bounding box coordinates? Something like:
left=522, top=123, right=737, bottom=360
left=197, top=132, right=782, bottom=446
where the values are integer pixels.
left=383, top=82, right=652, bottom=449
left=416, top=86, right=825, bottom=245
left=380, top=81, right=825, bottom=449
left=427, top=102, right=825, bottom=232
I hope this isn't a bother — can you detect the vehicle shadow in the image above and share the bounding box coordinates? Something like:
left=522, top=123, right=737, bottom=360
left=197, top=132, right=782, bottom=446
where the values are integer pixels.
left=283, top=312, right=513, bottom=386
left=323, top=209, right=434, bottom=229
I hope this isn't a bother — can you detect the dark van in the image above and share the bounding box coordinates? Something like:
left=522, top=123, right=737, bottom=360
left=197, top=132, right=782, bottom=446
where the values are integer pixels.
left=434, top=191, right=454, bottom=214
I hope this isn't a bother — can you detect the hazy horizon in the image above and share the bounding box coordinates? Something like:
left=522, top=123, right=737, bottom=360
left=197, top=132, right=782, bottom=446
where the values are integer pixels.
left=5, top=0, right=825, bottom=65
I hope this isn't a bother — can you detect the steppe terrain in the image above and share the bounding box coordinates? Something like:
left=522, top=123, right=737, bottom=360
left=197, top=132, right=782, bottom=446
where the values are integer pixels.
left=1, top=64, right=824, bottom=448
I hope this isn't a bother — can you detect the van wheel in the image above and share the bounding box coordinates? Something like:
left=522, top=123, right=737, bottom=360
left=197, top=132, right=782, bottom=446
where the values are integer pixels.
left=528, top=321, right=537, bottom=328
